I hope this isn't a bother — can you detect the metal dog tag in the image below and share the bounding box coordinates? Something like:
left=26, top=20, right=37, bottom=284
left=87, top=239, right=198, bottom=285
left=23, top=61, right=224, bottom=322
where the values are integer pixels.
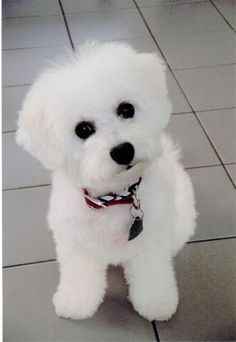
left=128, top=190, right=144, bottom=241
left=128, top=216, right=143, bottom=241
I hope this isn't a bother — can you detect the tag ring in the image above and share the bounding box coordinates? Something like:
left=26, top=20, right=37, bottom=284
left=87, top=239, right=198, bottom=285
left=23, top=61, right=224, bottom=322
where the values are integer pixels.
left=129, top=205, right=144, bottom=219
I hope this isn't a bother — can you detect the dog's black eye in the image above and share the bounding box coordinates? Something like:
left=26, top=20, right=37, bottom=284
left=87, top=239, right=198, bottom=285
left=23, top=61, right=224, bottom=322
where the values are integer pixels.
left=75, top=121, right=96, bottom=140
left=116, top=102, right=135, bottom=119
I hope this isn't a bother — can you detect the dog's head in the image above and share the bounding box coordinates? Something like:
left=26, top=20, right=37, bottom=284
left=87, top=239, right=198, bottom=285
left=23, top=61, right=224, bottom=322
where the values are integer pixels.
left=16, top=42, right=171, bottom=193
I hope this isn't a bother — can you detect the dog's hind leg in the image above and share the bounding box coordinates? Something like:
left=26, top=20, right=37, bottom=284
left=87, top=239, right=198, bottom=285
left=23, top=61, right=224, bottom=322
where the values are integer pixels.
left=172, top=166, right=197, bottom=256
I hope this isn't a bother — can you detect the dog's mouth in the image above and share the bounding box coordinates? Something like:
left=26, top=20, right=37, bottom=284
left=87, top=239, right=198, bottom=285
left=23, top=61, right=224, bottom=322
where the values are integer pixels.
left=81, top=161, right=148, bottom=197
left=116, top=160, right=148, bottom=178
left=119, top=162, right=137, bottom=173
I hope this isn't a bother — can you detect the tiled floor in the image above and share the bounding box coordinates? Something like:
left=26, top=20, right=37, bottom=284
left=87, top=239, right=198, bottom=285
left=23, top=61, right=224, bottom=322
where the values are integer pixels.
left=2, top=0, right=236, bottom=341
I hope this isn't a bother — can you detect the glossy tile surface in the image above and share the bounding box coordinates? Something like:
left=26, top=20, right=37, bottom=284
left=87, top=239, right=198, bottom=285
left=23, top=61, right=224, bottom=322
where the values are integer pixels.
left=66, top=9, right=150, bottom=43
left=2, top=132, right=50, bottom=190
left=188, top=166, right=236, bottom=241
left=175, top=65, right=236, bottom=111
left=61, top=0, right=135, bottom=13
left=156, top=30, right=236, bottom=70
left=212, top=0, right=236, bottom=29
left=197, top=108, right=236, bottom=164
left=167, top=113, right=220, bottom=168
left=166, top=73, right=191, bottom=114
left=137, top=0, right=207, bottom=6
left=3, top=186, right=54, bottom=267
left=3, top=0, right=61, bottom=17
left=156, top=239, right=236, bottom=341
left=3, top=46, right=71, bottom=86
left=141, top=2, right=228, bottom=36
left=3, top=15, right=69, bottom=49
left=225, top=164, right=236, bottom=187
left=3, top=264, right=156, bottom=342
left=2, top=85, right=29, bottom=132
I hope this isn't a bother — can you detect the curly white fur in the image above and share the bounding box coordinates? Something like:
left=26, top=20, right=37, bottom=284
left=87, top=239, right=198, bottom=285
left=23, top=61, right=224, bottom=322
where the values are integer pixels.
left=16, top=42, right=196, bottom=321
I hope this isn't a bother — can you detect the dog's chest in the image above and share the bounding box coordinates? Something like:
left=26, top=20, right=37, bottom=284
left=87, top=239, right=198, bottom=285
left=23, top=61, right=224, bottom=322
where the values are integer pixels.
left=84, top=204, right=134, bottom=244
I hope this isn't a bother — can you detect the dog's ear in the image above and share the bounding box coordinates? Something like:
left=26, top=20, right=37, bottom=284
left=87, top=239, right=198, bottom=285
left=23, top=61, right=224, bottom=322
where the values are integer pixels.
left=137, top=52, right=171, bottom=127
left=16, top=74, right=64, bottom=170
left=137, top=52, right=168, bottom=93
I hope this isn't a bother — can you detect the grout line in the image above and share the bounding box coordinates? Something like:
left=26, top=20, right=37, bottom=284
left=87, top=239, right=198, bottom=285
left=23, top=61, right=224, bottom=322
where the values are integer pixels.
left=2, top=130, right=16, bottom=134
left=3, top=5, right=137, bottom=20
left=3, top=236, right=236, bottom=270
left=3, top=83, right=31, bottom=88
left=74, top=35, right=151, bottom=46
left=185, top=164, right=221, bottom=170
left=73, top=35, right=155, bottom=51
left=136, top=28, right=234, bottom=36
left=196, top=106, right=236, bottom=113
left=173, top=62, right=236, bottom=72
left=224, top=162, right=236, bottom=166
left=171, top=111, right=193, bottom=115
left=54, top=6, right=136, bottom=16
left=2, top=44, right=69, bottom=52
left=151, top=321, right=160, bottom=342
left=3, top=259, right=56, bottom=269
left=188, top=236, right=236, bottom=245
left=209, top=0, right=236, bottom=34
left=3, top=13, right=66, bottom=19
left=58, top=0, right=75, bottom=51
left=3, top=183, right=51, bottom=192
left=138, top=0, right=208, bottom=8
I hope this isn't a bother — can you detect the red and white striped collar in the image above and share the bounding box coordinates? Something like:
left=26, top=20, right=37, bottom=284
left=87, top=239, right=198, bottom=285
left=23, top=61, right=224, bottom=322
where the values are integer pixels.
left=83, top=177, right=142, bottom=210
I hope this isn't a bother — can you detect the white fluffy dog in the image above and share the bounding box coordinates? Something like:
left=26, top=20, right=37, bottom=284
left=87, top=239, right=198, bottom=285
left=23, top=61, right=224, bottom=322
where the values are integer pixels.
left=16, top=42, right=196, bottom=321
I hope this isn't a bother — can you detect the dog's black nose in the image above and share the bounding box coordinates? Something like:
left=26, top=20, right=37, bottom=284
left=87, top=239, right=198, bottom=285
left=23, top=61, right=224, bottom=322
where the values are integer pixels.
left=110, top=142, right=135, bottom=165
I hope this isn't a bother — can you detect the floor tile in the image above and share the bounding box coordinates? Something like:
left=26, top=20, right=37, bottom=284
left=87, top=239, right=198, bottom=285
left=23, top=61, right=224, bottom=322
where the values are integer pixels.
left=3, top=186, right=54, bottom=267
left=156, top=30, right=236, bottom=70
left=225, top=164, right=236, bottom=186
left=66, top=8, right=150, bottom=44
left=175, top=65, right=236, bottom=111
left=2, top=0, right=61, bottom=18
left=2, top=15, right=70, bottom=49
left=166, top=113, right=219, bottom=168
left=188, top=166, right=236, bottom=241
left=2, top=46, right=71, bottom=86
left=2, top=85, right=29, bottom=132
left=61, top=0, right=135, bottom=14
left=166, top=72, right=191, bottom=114
left=2, top=132, right=50, bottom=190
left=141, top=2, right=228, bottom=36
left=156, top=239, right=236, bottom=341
left=197, top=108, right=236, bottom=164
left=3, top=263, right=155, bottom=342
left=212, top=0, right=236, bottom=30
left=136, top=0, right=207, bottom=7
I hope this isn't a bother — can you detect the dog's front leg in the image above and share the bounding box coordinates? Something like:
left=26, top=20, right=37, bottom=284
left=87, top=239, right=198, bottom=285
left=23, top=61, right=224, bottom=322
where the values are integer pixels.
left=124, top=247, right=178, bottom=321
left=53, top=251, right=107, bottom=320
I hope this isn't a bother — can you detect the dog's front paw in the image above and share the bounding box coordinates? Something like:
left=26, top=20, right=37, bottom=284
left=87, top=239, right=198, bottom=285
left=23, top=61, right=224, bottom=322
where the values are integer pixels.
left=53, top=288, right=101, bottom=320
left=129, top=283, right=179, bottom=321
